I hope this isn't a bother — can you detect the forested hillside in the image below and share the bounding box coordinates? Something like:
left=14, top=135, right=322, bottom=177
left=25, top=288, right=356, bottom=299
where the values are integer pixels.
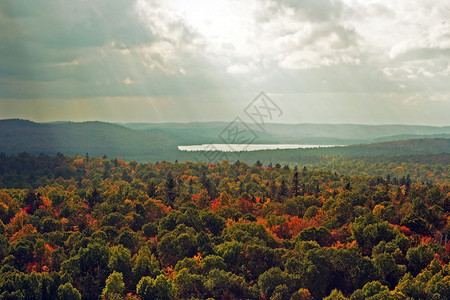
left=1, top=119, right=449, bottom=165
left=122, top=122, right=450, bottom=145
left=0, top=119, right=179, bottom=161
left=0, top=154, right=449, bottom=299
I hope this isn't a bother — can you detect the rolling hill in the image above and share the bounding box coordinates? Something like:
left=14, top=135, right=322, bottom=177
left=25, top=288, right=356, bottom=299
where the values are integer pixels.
left=1, top=119, right=449, bottom=163
left=0, top=119, right=180, bottom=161
left=121, top=122, right=450, bottom=145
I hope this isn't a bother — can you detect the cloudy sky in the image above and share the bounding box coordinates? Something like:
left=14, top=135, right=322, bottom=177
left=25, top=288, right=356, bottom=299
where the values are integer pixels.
left=0, top=0, right=449, bottom=125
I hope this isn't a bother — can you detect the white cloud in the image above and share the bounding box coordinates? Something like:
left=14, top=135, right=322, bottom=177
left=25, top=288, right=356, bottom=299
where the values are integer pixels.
left=122, top=78, right=134, bottom=85
left=0, top=0, right=449, bottom=124
left=227, top=64, right=251, bottom=74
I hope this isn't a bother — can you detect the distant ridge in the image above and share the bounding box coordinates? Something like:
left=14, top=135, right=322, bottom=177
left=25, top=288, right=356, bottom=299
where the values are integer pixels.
left=0, top=119, right=448, bottom=162
left=0, top=119, right=179, bottom=161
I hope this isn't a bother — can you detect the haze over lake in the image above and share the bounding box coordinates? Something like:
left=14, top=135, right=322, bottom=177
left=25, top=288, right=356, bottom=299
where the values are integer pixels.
left=178, top=144, right=340, bottom=152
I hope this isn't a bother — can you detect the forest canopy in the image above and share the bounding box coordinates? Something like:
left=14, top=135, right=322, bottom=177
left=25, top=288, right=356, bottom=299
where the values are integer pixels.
left=0, top=153, right=449, bottom=299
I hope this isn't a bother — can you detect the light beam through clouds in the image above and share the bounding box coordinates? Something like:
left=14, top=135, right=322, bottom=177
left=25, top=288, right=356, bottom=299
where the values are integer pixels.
left=0, top=0, right=449, bottom=125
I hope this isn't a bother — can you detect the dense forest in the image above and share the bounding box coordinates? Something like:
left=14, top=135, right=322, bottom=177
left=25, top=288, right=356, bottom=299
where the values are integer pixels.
left=0, top=153, right=449, bottom=299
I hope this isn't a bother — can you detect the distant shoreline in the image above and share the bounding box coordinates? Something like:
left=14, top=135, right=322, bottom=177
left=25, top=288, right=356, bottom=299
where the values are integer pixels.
left=178, top=144, right=341, bottom=152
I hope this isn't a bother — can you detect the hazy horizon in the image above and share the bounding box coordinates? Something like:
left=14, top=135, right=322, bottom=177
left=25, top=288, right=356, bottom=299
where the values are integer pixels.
left=1, top=1, right=450, bottom=125
left=3, top=118, right=450, bottom=128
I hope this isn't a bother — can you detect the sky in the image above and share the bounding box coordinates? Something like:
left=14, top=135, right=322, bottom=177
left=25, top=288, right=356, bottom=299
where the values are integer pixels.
left=0, top=0, right=449, bottom=125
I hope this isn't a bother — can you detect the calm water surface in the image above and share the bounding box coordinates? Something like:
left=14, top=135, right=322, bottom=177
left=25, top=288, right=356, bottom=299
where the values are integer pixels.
left=178, top=144, right=340, bottom=152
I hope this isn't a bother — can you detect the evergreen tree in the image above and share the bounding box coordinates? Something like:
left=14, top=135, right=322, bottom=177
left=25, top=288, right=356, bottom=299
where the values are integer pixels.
left=278, top=179, right=289, bottom=199
left=146, top=180, right=158, bottom=198
left=165, top=174, right=177, bottom=208
left=292, top=172, right=299, bottom=197
left=345, top=182, right=352, bottom=191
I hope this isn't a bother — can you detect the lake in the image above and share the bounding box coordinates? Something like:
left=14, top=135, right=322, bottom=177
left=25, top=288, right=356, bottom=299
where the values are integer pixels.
left=178, top=144, right=340, bottom=152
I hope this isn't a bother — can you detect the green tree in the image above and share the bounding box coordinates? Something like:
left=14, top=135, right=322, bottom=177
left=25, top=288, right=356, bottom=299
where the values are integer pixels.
left=215, top=241, right=244, bottom=271
left=372, top=253, right=405, bottom=288
left=271, top=284, right=290, bottom=300
left=57, top=283, right=81, bottom=300
left=165, top=174, right=177, bottom=208
left=102, top=272, right=125, bottom=299
left=108, top=245, right=131, bottom=279
left=61, top=243, right=110, bottom=299
left=173, top=268, right=206, bottom=299
left=205, top=269, right=247, bottom=299
left=324, top=289, right=347, bottom=300
left=351, top=214, right=397, bottom=252
left=142, top=222, right=158, bottom=238
left=132, top=246, right=161, bottom=288
left=146, top=180, right=158, bottom=198
left=350, top=281, right=391, bottom=300
left=136, top=275, right=175, bottom=300
left=201, top=255, right=227, bottom=274
left=200, top=211, right=226, bottom=236
left=241, top=244, right=280, bottom=281
left=295, top=227, right=329, bottom=246
left=292, top=172, right=300, bottom=197
left=258, top=268, right=293, bottom=298
left=406, top=244, right=434, bottom=276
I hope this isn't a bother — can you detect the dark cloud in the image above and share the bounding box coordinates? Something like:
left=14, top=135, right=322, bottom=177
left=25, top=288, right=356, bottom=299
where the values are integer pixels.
left=0, top=0, right=154, bottom=48
left=0, top=0, right=448, bottom=125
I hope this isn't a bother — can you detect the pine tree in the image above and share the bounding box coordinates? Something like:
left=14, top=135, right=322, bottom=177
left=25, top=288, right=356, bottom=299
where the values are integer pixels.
left=87, top=188, right=101, bottom=208
left=345, top=182, right=351, bottom=191
left=146, top=180, right=157, bottom=198
left=278, top=179, right=289, bottom=199
left=292, top=172, right=299, bottom=197
left=165, top=173, right=177, bottom=207
left=315, top=183, right=320, bottom=196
